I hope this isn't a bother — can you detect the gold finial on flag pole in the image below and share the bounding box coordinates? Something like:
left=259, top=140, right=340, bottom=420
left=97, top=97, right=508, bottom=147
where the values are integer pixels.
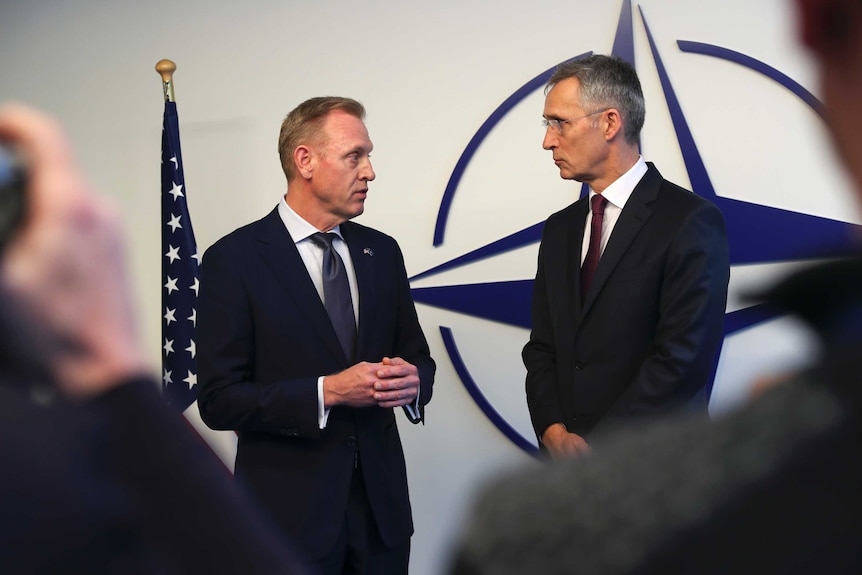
left=155, top=59, right=177, bottom=103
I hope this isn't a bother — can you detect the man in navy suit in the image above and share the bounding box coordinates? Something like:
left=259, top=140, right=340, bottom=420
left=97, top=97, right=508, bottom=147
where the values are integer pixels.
left=524, top=55, right=729, bottom=458
left=197, top=97, right=435, bottom=574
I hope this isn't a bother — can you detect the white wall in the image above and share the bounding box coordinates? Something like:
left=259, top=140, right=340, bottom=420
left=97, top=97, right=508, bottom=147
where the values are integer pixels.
left=2, top=1, right=857, bottom=574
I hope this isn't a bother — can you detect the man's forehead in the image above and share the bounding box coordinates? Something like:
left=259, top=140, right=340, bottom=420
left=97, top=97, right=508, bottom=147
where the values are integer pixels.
left=323, top=109, right=367, bottom=131
left=545, top=78, right=581, bottom=107
left=321, top=110, right=373, bottom=149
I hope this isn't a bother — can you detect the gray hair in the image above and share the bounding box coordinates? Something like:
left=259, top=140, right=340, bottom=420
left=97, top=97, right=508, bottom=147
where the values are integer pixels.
left=546, top=55, right=645, bottom=144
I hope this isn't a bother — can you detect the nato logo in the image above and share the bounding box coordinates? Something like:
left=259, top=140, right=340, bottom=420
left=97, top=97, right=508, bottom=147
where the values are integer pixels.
left=408, top=0, right=861, bottom=453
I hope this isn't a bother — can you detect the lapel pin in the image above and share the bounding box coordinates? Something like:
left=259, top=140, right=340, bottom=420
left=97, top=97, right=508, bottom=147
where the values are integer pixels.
left=363, top=248, right=374, bottom=256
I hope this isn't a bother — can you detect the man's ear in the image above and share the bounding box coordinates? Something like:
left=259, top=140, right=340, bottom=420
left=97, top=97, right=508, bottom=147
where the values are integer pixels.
left=603, top=109, right=623, bottom=141
left=294, top=145, right=313, bottom=180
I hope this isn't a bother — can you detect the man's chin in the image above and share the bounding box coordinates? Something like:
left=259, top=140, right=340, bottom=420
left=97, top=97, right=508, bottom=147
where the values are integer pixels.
left=554, top=165, right=579, bottom=181
left=560, top=169, right=586, bottom=183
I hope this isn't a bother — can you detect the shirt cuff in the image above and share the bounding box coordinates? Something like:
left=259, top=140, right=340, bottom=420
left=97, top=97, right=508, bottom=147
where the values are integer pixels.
left=317, top=376, right=331, bottom=429
left=403, top=394, right=420, bottom=421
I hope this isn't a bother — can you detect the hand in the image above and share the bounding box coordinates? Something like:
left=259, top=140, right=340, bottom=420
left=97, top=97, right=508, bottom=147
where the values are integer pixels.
left=372, top=356, right=419, bottom=409
left=322, top=361, right=384, bottom=408
left=322, top=357, right=420, bottom=409
left=541, top=423, right=591, bottom=459
left=0, top=104, right=149, bottom=398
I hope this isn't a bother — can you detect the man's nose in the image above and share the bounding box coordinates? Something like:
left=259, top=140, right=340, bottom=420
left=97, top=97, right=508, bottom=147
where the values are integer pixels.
left=542, top=128, right=557, bottom=150
left=361, top=158, right=376, bottom=182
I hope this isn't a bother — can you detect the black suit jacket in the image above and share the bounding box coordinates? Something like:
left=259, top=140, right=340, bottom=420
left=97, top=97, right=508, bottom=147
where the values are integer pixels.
left=523, top=163, right=729, bottom=442
left=197, top=208, right=434, bottom=559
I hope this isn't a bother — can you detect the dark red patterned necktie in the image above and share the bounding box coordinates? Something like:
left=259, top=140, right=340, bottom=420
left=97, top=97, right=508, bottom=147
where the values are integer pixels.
left=580, top=194, right=608, bottom=300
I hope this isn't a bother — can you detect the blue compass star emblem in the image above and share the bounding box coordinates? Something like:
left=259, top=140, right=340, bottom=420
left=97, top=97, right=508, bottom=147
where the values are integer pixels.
left=408, top=0, right=862, bottom=454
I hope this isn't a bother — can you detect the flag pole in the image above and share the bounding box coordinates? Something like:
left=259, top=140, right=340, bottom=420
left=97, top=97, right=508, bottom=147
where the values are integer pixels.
left=156, top=59, right=176, bottom=103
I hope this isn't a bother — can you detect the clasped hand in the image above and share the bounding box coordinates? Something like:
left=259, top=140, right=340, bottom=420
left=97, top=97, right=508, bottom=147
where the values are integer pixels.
left=324, top=356, right=419, bottom=409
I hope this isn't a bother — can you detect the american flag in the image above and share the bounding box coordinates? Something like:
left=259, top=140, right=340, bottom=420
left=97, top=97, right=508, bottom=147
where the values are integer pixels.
left=161, top=101, right=199, bottom=412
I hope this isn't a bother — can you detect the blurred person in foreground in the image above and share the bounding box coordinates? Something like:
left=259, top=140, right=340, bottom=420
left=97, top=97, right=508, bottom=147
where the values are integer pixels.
left=0, top=104, right=302, bottom=573
left=450, top=0, right=862, bottom=573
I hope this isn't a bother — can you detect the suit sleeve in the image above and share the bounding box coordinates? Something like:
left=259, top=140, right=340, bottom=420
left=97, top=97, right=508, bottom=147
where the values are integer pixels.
left=523, top=232, right=566, bottom=440
left=196, top=240, right=321, bottom=439
left=392, top=239, right=435, bottom=423
left=599, top=200, right=729, bottom=430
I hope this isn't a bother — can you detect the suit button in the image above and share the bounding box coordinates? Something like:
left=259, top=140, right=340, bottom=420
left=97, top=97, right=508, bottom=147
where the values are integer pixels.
left=345, top=436, right=356, bottom=446
left=280, top=428, right=300, bottom=437
left=574, top=360, right=585, bottom=370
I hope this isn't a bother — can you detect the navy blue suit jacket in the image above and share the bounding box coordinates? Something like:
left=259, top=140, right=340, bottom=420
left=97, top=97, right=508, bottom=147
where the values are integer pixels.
left=197, top=208, right=434, bottom=559
left=523, top=163, right=729, bottom=442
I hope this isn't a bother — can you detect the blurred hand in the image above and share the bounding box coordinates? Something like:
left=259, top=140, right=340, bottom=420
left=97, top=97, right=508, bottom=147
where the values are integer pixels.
left=0, top=103, right=148, bottom=398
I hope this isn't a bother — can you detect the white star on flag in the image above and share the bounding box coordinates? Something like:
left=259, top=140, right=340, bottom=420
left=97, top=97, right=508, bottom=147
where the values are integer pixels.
left=169, top=182, right=184, bottom=200
left=166, top=245, right=181, bottom=263
left=165, top=276, right=178, bottom=294
left=167, top=214, right=182, bottom=232
left=183, top=370, right=197, bottom=387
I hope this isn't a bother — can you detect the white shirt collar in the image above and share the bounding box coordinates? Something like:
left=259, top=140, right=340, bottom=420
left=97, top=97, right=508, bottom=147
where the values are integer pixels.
left=589, top=156, right=648, bottom=209
left=277, top=196, right=344, bottom=243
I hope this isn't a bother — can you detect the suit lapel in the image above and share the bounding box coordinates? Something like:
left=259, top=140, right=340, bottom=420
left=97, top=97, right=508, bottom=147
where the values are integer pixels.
left=568, top=199, right=590, bottom=322
left=256, top=209, right=347, bottom=362
left=581, top=164, right=662, bottom=313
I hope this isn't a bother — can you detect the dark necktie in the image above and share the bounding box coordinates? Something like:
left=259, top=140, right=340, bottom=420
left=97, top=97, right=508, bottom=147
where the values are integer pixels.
left=310, top=232, right=356, bottom=360
left=580, top=194, right=608, bottom=299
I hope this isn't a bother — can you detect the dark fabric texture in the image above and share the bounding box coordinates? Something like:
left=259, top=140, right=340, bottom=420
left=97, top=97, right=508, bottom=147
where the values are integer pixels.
left=0, top=378, right=303, bottom=574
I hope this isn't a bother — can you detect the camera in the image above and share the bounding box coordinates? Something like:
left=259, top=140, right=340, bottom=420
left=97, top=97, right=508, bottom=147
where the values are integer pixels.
left=0, top=142, right=27, bottom=253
